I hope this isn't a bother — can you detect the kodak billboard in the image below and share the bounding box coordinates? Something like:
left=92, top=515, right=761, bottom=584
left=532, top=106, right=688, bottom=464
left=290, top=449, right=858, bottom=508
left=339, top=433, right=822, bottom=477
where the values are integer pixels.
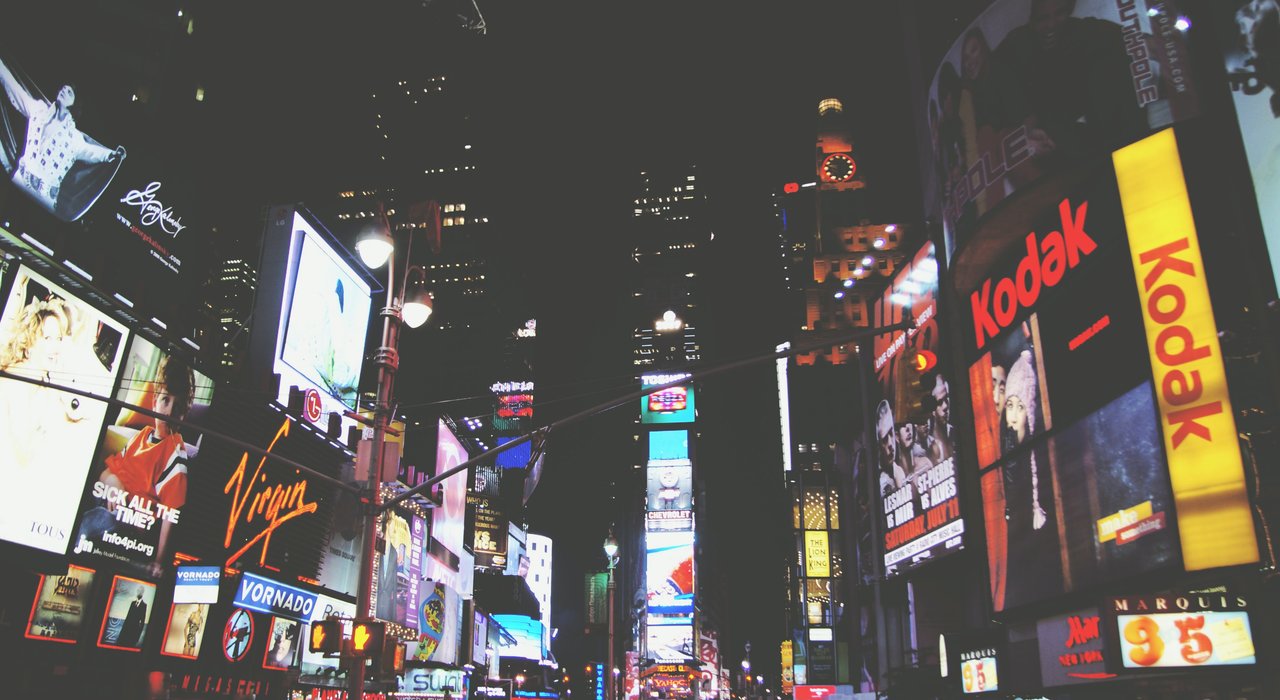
left=1114, top=129, right=1259, bottom=572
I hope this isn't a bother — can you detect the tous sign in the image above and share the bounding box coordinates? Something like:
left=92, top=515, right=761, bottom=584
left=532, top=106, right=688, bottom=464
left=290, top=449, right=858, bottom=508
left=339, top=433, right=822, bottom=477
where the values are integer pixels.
left=223, top=419, right=319, bottom=567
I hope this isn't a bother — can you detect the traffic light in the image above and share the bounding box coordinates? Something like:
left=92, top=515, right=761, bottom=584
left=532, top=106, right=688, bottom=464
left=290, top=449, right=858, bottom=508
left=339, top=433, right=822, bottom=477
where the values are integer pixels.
left=379, top=637, right=406, bottom=675
left=349, top=619, right=386, bottom=659
left=309, top=619, right=342, bottom=656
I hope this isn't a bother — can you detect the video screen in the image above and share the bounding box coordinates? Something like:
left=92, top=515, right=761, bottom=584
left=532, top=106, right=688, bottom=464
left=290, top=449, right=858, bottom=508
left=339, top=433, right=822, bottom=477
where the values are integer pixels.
left=0, top=265, right=126, bottom=554
left=646, top=531, right=695, bottom=617
left=649, top=430, right=689, bottom=462
left=646, top=464, right=693, bottom=511
left=641, top=374, right=696, bottom=424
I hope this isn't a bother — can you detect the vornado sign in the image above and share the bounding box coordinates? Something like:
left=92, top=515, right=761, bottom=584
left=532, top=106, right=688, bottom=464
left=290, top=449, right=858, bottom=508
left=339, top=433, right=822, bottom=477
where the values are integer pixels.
left=1114, top=129, right=1258, bottom=571
left=970, top=199, right=1097, bottom=350
left=232, top=572, right=318, bottom=620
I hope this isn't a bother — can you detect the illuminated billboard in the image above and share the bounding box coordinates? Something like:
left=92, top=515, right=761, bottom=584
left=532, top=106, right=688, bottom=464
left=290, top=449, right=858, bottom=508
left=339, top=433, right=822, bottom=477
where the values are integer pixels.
left=870, top=243, right=964, bottom=576
left=495, top=436, right=532, bottom=469
left=1215, top=1, right=1280, bottom=295
left=1110, top=590, right=1256, bottom=669
left=926, top=0, right=1198, bottom=256
left=160, top=603, right=210, bottom=659
left=648, top=429, right=689, bottom=461
left=250, top=206, right=376, bottom=439
left=26, top=565, right=96, bottom=643
left=0, top=265, right=126, bottom=554
left=98, top=575, right=156, bottom=652
left=492, top=613, right=545, bottom=661
left=375, top=510, right=425, bottom=629
left=72, top=335, right=215, bottom=572
left=0, top=45, right=213, bottom=333
left=647, top=622, right=694, bottom=663
left=963, top=131, right=1257, bottom=612
left=426, top=419, right=469, bottom=583
left=1036, top=608, right=1115, bottom=686
left=646, top=531, right=694, bottom=617
left=646, top=464, right=693, bottom=511
left=641, top=373, right=695, bottom=424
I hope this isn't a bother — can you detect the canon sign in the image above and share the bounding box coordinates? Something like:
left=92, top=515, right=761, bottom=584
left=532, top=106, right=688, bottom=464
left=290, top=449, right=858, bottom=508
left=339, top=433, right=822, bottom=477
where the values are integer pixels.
left=970, top=199, right=1097, bottom=349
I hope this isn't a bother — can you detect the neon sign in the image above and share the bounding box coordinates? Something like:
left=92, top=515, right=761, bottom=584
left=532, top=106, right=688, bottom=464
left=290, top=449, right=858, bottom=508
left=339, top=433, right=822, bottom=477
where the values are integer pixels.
left=223, top=419, right=319, bottom=567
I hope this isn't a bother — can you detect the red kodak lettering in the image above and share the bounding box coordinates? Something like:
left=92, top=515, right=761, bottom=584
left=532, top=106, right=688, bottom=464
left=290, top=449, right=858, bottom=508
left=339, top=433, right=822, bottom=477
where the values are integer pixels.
left=1167, top=401, right=1223, bottom=448
left=971, top=198, right=1096, bottom=349
left=1139, top=238, right=1195, bottom=290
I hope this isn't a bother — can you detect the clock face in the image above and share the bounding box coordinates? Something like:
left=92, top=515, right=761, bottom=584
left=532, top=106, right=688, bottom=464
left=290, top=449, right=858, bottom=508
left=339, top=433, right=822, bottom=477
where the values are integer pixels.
left=821, top=153, right=857, bottom=182
left=223, top=608, right=254, bottom=662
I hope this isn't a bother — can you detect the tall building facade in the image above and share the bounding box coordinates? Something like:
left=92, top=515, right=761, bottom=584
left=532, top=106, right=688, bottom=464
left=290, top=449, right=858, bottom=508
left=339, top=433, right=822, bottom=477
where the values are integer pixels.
left=773, top=98, right=920, bottom=694
left=617, top=164, right=719, bottom=700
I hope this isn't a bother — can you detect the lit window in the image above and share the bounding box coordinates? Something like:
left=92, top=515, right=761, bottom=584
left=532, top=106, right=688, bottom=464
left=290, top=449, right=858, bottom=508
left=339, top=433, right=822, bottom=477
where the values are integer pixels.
left=194, top=86, right=205, bottom=101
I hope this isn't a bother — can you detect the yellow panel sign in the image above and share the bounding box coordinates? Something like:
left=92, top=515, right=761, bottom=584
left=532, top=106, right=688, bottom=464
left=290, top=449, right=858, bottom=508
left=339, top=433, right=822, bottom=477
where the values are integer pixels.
left=1113, top=128, right=1259, bottom=571
left=804, top=530, right=830, bottom=577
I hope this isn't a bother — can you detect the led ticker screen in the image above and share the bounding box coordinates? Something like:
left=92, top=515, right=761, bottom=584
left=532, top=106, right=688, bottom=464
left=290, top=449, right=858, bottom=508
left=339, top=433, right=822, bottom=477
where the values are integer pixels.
left=73, top=336, right=215, bottom=572
left=0, top=265, right=126, bottom=555
left=649, top=430, right=689, bottom=462
left=641, top=373, right=696, bottom=424
left=646, top=531, right=695, bottom=617
left=1111, top=590, right=1256, bottom=670
left=871, top=242, right=964, bottom=577
left=497, top=393, right=534, bottom=418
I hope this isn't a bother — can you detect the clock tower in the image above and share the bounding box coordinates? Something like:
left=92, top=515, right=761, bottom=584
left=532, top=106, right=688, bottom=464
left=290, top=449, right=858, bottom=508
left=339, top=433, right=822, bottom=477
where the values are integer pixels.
left=815, top=98, right=865, bottom=192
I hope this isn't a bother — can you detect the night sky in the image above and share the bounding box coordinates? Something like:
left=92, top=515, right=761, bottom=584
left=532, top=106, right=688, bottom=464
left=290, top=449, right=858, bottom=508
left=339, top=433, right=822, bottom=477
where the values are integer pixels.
left=6, top=0, right=930, bottom=687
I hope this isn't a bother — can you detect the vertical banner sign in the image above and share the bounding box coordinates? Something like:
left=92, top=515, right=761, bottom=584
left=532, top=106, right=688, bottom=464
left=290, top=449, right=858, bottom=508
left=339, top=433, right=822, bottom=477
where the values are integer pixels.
left=804, top=531, right=830, bottom=578
left=780, top=641, right=795, bottom=695
left=1113, top=128, right=1259, bottom=570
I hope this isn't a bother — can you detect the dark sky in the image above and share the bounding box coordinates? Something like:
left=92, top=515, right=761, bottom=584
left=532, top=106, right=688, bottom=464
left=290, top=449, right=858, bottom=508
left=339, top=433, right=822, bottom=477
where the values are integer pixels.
left=5, top=0, right=924, bottom=687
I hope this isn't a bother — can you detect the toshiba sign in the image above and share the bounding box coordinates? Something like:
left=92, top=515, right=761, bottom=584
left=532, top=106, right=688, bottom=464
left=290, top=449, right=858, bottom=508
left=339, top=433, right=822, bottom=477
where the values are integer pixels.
left=1114, top=129, right=1259, bottom=571
left=970, top=199, right=1097, bottom=350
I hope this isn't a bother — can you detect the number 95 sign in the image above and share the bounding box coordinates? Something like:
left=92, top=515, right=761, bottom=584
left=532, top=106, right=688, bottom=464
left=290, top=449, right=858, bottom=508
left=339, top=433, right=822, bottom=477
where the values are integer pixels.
left=1118, top=612, right=1256, bottom=669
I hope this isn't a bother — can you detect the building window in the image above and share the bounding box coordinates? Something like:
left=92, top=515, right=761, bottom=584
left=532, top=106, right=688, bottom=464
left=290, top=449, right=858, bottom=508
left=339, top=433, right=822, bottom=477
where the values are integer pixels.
left=803, top=488, right=827, bottom=529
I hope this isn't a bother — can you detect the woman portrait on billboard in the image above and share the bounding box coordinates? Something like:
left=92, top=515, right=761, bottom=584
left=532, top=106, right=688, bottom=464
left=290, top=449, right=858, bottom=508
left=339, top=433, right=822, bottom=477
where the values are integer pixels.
left=998, top=348, right=1062, bottom=608
left=0, top=56, right=125, bottom=221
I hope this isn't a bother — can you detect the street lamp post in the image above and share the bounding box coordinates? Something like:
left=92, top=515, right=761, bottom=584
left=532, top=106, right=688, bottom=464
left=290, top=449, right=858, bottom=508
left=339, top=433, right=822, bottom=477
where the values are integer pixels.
left=349, top=205, right=434, bottom=700
left=603, top=531, right=620, bottom=700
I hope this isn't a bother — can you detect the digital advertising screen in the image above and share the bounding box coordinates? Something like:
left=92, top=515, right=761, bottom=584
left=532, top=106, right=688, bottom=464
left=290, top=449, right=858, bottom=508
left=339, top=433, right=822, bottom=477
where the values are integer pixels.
left=1215, top=0, right=1280, bottom=297
left=263, top=616, right=302, bottom=670
left=98, top=574, right=156, bottom=651
left=278, top=212, right=371, bottom=411
left=492, top=613, right=544, bottom=661
left=1111, top=590, right=1256, bottom=670
left=72, top=335, right=215, bottom=572
left=649, top=429, right=689, bottom=462
left=646, top=464, right=693, bottom=511
left=160, top=603, right=210, bottom=659
left=646, top=530, right=695, bottom=617
left=647, top=622, right=694, bottom=663
left=251, top=207, right=376, bottom=440
left=0, top=31, right=215, bottom=333
left=925, top=0, right=1198, bottom=255
left=870, top=242, right=964, bottom=577
left=470, top=492, right=508, bottom=569
left=0, top=265, right=126, bottom=555
left=641, top=373, right=695, bottom=424
left=965, top=131, right=1258, bottom=612
left=25, top=565, right=95, bottom=643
